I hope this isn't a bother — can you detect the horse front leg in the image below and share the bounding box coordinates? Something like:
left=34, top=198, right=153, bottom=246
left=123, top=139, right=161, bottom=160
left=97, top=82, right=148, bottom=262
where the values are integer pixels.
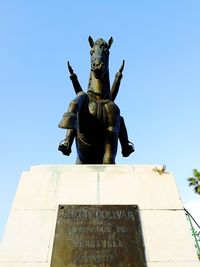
left=103, top=126, right=119, bottom=164
left=103, top=102, right=120, bottom=164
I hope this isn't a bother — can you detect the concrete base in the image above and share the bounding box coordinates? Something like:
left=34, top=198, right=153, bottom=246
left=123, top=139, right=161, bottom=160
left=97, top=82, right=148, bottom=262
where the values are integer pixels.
left=0, top=165, right=199, bottom=266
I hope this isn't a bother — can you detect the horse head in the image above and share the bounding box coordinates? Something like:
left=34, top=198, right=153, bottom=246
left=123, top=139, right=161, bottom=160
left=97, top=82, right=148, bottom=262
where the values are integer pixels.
left=88, top=36, right=113, bottom=79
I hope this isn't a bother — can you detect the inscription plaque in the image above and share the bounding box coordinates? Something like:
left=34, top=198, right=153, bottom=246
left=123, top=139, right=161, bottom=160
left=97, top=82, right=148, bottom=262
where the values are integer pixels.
left=50, top=205, right=147, bottom=267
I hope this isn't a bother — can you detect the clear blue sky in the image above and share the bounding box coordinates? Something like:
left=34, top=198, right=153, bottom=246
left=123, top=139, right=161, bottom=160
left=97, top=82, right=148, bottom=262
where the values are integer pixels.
left=0, top=0, right=200, bottom=240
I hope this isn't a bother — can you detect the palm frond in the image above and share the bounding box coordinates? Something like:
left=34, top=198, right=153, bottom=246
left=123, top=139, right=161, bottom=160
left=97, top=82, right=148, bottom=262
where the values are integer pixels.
left=195, top=185, right=200, bottom=195
left=187, top=169, right=200, bottom=196
left=188, top=177, right=198, bottom=186
left=193, top=169, right=200, bottom=181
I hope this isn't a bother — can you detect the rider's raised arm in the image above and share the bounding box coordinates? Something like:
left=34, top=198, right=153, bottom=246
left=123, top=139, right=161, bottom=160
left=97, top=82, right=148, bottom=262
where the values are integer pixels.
left=110, top=60, right=125, bottom=101
left=67, top=61, right=83, bottom=94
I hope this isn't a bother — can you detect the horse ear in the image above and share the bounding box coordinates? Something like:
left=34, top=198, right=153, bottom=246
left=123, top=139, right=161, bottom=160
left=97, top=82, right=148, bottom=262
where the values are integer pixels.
left=108, top=37, right=113, bottom=48
left=88, top=36, right=94, bottom=48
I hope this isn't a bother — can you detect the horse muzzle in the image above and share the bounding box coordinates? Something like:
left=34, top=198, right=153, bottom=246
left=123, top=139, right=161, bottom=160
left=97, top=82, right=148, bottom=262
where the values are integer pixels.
left=92, top=63, right=106, bottom=78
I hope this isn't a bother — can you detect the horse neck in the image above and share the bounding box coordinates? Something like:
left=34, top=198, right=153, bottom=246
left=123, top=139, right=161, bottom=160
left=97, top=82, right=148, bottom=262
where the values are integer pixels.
left=88, top=71, right=111, bottom=99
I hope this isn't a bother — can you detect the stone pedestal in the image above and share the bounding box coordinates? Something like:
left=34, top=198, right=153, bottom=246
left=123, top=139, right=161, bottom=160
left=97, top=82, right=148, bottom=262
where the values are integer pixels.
left=0, top=165, right=199, bottom=266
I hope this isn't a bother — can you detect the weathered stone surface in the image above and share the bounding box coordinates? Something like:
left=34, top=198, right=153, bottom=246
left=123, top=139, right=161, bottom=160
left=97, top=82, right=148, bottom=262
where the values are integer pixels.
left=0, top=165, right=199, bottom=267
left=50, top=205, right=146, bottom=267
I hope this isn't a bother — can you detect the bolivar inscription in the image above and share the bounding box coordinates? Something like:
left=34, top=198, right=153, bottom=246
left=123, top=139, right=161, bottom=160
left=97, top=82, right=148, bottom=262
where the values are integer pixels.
left=50, top=205, right=147, bottom=267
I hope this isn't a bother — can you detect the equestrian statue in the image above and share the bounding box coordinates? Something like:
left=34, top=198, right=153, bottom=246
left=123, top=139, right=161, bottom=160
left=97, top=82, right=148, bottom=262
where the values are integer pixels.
left=58, top=36, right=134, bottom=164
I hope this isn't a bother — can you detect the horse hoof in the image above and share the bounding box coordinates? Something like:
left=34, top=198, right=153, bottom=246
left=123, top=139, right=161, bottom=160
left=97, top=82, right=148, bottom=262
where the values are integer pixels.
left=58, top=144, right=72, bottom=156
left=122, top=143, right=135, bottom=157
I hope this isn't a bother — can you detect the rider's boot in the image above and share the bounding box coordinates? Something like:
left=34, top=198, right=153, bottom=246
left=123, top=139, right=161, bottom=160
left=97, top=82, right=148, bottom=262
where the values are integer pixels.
left=58, top=129, right=75, bottom=156
left=121, top=141, right=135, bottom=157
left=119, top=116, right=135, bottom=157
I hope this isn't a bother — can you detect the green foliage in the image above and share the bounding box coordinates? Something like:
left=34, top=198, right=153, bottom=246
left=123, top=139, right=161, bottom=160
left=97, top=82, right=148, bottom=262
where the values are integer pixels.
left=188, top=169, right=200, bottom=195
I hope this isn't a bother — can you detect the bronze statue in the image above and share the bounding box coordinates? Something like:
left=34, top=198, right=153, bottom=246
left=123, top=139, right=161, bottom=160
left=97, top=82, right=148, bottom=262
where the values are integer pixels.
left=58, top=37, right=134, bottom=164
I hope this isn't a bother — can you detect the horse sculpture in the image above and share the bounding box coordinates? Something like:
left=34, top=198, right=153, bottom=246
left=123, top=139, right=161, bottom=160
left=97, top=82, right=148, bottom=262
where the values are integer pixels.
left=58, top=36, right=134, bottom=164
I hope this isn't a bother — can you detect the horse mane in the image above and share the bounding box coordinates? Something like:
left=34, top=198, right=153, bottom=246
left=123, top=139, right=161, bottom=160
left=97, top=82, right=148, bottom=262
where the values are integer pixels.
left=93, top=38, right=109, bottom=49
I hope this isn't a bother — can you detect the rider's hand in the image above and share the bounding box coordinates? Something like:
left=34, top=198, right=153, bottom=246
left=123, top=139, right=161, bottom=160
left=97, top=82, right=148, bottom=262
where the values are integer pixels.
left=119, top=60, right=125, bottom=73
left=67, top=61, right=74, bottom=75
